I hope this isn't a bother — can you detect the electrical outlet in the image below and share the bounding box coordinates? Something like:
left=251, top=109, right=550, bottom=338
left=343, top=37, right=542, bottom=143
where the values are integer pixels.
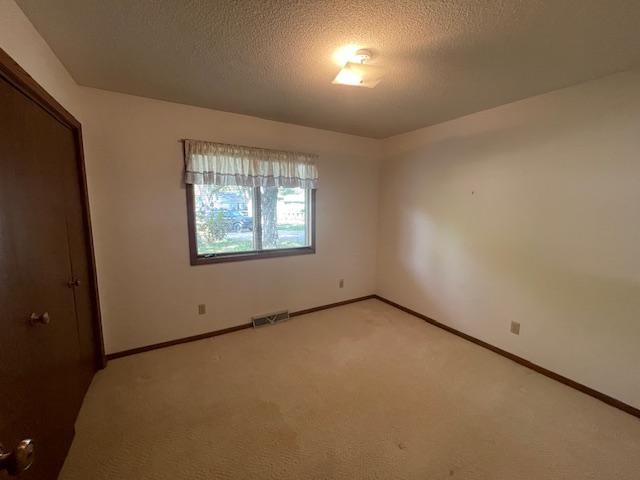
left=198, top=304, right=206, bottom=315
left=339, top=279, right=344, bottom=288
left=510, top=321, right=520, bottom=335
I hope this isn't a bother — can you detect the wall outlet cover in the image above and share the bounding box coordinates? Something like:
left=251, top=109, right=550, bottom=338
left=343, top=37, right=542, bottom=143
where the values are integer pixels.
left=510, top=321, right=520, bottom=335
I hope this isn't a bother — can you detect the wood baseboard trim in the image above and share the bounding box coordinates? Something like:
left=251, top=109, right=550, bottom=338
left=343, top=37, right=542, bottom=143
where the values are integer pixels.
left=106, top=295, right=376, bottom=361
left=105, top=323, right=253, bottom=360
left=373, top=295, right=640, bottom=419
left=289, top=295, right=376, bottom=317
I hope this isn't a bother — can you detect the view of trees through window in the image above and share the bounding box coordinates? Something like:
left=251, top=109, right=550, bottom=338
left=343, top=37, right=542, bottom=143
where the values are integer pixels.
left=193, top=185, right=309, bottom=255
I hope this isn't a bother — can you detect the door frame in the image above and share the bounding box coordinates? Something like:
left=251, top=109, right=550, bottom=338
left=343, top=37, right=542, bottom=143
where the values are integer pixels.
left=0, top=47, right=106, bottom=368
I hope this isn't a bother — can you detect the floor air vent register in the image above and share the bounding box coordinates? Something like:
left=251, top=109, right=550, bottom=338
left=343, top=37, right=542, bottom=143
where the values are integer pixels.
left=251, top=310, right=290, bottom=328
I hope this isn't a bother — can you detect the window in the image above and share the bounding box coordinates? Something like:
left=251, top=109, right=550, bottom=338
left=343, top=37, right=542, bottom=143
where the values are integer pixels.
left=183, top=139, right=318, bottom=265
left=187, top=185, right=315, bottom=263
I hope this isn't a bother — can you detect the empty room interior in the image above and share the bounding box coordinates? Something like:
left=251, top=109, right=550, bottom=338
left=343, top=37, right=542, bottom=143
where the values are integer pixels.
left=1, top=1, right=640, bottom=478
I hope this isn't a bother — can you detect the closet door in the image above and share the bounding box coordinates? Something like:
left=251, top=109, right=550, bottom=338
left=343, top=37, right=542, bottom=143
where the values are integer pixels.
left=59, top=124, right=101, bottom=398
left=0, top=75, right=83, bottom=478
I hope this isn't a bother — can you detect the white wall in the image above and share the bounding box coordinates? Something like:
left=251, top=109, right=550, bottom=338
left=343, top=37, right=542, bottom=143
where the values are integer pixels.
left=378, top=69, right=640, bottom=409
left=4, top=0, right=639, bottom=407
left=0, top=0, right=80, bottom=117
left=78, top=87, right=380, bottom=353
left=2, top=0, right=380, bottom=355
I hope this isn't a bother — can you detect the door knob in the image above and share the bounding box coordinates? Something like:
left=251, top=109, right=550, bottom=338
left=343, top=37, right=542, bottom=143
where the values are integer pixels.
left=29, top=312, right=50, bottom=325
left=67, top=279, right=81, bottom=288
left=0, top=439, right=35, bottom=475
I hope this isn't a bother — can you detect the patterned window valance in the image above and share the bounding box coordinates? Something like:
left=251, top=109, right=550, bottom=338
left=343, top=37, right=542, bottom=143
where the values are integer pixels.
left=183, top=139, right=318, bottom=189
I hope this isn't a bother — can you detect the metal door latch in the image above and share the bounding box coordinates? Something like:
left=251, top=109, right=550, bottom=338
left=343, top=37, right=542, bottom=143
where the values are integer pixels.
left=28, top=312, right=50, bottom=325
left=0, top=439, right=35, bottom=475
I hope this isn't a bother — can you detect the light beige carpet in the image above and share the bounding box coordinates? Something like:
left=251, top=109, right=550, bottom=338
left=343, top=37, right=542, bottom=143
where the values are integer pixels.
left=61, top=299, right=640, bottom=479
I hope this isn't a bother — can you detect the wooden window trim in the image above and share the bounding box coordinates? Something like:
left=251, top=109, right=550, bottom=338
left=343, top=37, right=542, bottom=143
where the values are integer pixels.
left=186, top=185, right=316, bottom=265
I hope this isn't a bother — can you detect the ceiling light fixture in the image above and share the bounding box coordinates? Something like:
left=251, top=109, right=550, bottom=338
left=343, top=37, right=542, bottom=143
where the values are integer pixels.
left=333, top=44, right=362, bottom=66
left=332, top=48, right=383, bottom=88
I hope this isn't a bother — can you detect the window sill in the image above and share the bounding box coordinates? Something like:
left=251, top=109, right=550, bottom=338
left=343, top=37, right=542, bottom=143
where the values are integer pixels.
left=190, top=246, right=315, bottom=265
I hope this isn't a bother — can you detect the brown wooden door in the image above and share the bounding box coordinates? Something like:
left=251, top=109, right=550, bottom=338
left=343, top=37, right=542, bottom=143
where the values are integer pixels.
left=0, top=72, right=97, bottom=479
left=58, top=113, right=102, bottom=403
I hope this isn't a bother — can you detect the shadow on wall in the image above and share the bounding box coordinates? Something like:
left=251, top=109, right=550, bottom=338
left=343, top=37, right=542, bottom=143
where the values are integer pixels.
left=384, top=191, right=640, bottom=397
left=378, top=70, right=640, bottom=404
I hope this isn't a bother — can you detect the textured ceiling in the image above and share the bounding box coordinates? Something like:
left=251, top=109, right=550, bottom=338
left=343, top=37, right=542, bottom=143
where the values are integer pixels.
left=16, top=0, right=640, bottom=138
